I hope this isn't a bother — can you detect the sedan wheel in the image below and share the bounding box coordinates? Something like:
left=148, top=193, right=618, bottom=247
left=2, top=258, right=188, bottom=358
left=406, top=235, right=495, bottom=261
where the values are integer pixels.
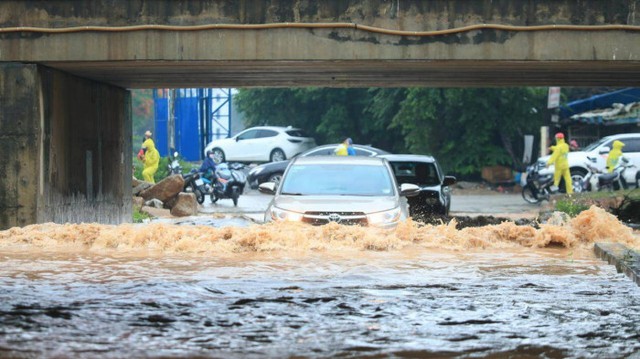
left=268, top=173, right=283, bottom=187
left=270, top=149, right=286, bottom=162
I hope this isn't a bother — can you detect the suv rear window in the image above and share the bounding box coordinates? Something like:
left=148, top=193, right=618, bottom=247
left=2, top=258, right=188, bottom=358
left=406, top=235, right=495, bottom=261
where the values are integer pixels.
left=390, top=162, right=440, bottom=186
left=285, top=129, right=310, bottom=138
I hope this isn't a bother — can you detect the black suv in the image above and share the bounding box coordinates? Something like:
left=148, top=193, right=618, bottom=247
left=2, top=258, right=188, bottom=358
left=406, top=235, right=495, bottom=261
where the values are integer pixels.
left=378, top=154, right=456, bottom=216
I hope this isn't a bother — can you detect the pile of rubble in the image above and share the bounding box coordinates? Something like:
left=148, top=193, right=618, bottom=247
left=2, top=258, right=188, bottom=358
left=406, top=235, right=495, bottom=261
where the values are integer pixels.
left=132, top=174, right=198, bottom=217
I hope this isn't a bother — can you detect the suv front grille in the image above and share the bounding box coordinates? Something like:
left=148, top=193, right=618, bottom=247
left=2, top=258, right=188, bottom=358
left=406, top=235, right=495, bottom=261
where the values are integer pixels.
left=302, top=211, right=368, bottom=226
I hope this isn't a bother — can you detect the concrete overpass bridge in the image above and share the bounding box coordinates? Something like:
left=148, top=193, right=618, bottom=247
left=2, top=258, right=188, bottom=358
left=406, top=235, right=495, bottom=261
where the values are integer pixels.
left=1, top=0, right=640, bottom=229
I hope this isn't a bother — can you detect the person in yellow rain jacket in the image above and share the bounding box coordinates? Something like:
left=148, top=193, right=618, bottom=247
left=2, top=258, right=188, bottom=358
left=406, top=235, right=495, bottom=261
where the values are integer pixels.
left=606, top=140, right=625, bottom=173
left=334, top=137, right=356, bottom=156
left=140, top=130, right=160, bottom=183
left=546, top=132, right=572, bottom=194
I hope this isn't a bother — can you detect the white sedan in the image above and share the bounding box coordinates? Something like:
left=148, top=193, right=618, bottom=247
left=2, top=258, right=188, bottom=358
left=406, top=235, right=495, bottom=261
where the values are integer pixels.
left=203, top=126, right=316, bottom=163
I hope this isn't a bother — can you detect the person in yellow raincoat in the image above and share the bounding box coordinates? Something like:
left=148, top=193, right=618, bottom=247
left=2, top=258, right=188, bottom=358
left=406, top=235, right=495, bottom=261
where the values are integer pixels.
left=334, top=137, right=355, bottom=156
left=606, top=140, right=625, bottom=173
left=546, top=132, right=572, bottom=194
left=140, top=130, right=160, bottom=183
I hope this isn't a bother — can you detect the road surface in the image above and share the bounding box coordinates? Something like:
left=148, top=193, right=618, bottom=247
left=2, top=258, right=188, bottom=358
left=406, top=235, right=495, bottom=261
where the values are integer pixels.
left=196, top=190, right=543, bottom=223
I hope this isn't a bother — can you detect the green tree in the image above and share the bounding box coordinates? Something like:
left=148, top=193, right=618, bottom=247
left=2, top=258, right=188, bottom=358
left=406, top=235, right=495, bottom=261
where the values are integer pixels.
left=235, top=87, right=547, bottom=178
left=235, top=88, right=405, bottom=148
left=131, top=89, right=155, bottom=154
left=391, top=88, right=546, bottom=175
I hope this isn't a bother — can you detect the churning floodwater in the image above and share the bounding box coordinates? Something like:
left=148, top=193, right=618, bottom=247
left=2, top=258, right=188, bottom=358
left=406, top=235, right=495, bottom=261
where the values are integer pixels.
left=1, top=206, right=639, bottom=358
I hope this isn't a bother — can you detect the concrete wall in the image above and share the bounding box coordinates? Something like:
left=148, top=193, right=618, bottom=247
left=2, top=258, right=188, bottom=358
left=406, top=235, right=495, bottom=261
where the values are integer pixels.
left=0, top=63, right=131, bottom=229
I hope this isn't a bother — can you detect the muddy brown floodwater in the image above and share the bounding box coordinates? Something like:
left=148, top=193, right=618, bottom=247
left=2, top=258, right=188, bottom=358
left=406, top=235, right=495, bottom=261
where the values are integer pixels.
left=0, top=206, right=639, bottom=358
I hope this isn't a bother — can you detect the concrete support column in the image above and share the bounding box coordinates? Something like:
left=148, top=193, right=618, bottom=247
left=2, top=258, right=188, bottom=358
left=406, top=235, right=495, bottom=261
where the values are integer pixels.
left=0, top=63, right=132, bottom=229
left=0, top=64, right=40, bottom=228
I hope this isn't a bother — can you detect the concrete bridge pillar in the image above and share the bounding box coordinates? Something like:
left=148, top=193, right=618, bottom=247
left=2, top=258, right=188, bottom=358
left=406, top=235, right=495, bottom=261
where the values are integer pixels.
left=0, top=63, right=132, bottom=229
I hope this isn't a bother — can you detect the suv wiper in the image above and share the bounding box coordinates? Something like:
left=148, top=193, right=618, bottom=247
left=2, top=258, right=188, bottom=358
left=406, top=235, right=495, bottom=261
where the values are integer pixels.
left=281, top=192, right=304, bottom=196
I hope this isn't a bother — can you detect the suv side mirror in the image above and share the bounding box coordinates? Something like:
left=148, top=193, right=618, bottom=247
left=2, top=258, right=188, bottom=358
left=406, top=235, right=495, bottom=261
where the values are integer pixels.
left=599, top=146, right=610, bottom=155
left=399, top=183, right=421, bottom=197
left=443, top=176, right=457, bottom=187
left=259, top=182, right=277, bottom=195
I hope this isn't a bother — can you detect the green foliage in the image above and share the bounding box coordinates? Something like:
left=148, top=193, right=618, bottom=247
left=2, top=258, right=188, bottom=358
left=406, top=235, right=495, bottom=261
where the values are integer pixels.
left=133, top=207, right=151, bottom=223
left=555, top=196, right=590, bottom=217
left=131, top=90, right=155, bottom=155
left=235, top=88, right=405, bottom=148
left=234, top=87, right=547, bottom=178
left=391, top=88, right=546, bottom=175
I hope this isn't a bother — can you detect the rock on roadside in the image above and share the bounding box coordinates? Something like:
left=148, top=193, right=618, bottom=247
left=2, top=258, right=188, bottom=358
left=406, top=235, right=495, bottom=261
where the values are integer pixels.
left=139, top=175, right=184, bottom=203
left=170, top=193, right=199, bottom=217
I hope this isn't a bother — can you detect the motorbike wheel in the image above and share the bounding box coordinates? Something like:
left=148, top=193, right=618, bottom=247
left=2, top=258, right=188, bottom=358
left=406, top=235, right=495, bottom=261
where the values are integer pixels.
left=210, top=192, right=219, bottom=204
left=570, top=169, right=587, bottom=193
left=232, top=193, right=239, bottom=207
left=522, top=185, right=541, bottom=204
left=194, top=189, right=205, bottom=204
left=573, top=178, right=585, bottom=193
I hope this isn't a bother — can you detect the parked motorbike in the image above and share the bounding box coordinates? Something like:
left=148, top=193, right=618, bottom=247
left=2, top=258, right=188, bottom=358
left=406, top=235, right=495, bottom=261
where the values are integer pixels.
left=580, top=156, right=636, bottom=192
left=210, top=162, right=247, bottom=207
left=598, top=156, right=636, bottom=192
left=182, top=170, right=213, bottom=204
left=580, top=159, right=602, bottom=192
left=522, top=163, right=555, bottom=204
left=167, top=151, right=182, bottom=176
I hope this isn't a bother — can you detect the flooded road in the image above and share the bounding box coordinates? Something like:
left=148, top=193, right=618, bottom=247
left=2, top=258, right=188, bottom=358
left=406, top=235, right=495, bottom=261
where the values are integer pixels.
left=1, top=207, right=639, bottom=358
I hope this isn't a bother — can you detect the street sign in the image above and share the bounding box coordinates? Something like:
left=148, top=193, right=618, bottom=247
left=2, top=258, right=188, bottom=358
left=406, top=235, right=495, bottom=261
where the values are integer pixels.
left=547, top=87, right=561, bottom=109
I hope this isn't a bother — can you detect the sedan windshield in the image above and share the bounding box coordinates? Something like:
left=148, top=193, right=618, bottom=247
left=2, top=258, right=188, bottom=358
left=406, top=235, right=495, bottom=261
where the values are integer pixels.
left=280, top=164, right=394, bottom=196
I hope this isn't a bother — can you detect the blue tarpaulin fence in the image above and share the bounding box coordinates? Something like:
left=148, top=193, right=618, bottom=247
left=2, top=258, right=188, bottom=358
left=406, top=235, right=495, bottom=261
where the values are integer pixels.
left=560, top=88, right=640, bottom=126
left=174, top=97, right=200, bottom=161
left=153, top=97, right=169, bottom=157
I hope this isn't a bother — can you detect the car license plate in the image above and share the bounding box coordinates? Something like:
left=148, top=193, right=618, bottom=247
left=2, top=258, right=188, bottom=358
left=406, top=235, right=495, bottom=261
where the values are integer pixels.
left=195, top=179, right=204, bottom=186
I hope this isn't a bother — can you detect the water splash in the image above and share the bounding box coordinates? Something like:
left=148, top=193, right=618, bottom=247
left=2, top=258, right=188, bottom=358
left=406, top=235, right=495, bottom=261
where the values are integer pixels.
left=1, top=206, right=637, bottom=255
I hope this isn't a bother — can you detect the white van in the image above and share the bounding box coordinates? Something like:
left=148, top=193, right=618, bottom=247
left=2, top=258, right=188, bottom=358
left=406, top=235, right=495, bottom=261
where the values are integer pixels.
left=537, top=133, right=640, bottom=191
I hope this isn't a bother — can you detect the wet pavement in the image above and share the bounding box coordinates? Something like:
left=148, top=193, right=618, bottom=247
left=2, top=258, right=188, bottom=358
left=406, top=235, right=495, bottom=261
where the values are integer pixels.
left=195, top=190, right=541, bottom=223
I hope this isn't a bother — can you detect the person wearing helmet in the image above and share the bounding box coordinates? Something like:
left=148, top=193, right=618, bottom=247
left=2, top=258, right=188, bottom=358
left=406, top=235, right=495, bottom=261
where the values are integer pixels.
left=334, top=137, right=356, bottom=156
left=199, top=150, right=218, bottom=182
left=546, top=132, right=572, bottom=194
left=606, top=140, right=625, bottom=173
left=140, top=130, right=160, bottom=183
left=569, top=139, right=580, bottom=151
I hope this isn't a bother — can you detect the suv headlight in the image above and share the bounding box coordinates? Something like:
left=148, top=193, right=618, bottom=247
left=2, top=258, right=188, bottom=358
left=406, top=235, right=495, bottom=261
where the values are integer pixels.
left=270, top=207, right=304, bottom=222
left=367, top=207, right=401, bottom=226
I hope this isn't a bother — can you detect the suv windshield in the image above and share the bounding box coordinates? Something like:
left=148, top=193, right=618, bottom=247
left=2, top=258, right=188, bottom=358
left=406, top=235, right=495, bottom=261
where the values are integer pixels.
left=280, top=164, right=394, bottom=196
left=582, top=137, right=610, bottom=152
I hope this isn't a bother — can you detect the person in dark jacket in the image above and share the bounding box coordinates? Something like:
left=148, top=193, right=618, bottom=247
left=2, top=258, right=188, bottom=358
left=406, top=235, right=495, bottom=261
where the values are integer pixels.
left=199, top=150, right=218, bottom=182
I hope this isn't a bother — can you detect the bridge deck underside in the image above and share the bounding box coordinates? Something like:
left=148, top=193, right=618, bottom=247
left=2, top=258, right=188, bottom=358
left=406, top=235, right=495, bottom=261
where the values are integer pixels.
left=44, top=60, right=640, bottom=89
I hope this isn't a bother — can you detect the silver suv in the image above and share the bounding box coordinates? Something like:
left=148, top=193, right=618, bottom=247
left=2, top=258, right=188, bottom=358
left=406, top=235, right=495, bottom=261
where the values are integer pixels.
left=259, top=156, right=420, bottom=228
